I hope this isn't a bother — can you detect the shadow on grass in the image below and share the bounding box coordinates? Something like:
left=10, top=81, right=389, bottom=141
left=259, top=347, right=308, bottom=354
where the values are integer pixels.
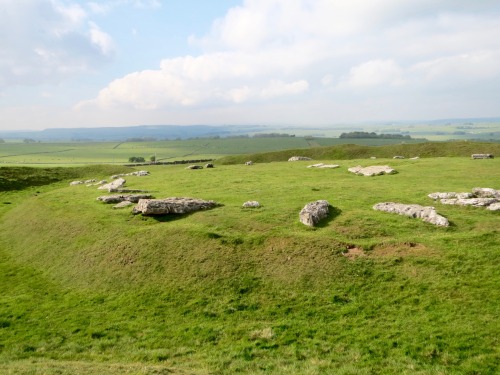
left=315, top=206, right=342, bottom=228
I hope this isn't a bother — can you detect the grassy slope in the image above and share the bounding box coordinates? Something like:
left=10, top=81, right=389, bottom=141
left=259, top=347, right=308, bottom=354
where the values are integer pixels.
left=218, top=141, right=500, bottom=164
left=0, top=152, right=499, bottom=373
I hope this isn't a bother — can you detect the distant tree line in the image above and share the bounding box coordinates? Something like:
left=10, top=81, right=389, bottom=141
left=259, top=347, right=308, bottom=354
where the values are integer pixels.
left=253, top=133, right=295, bottom=138
left=339, top=132, right=412, bottom=139
left=125, top=137, right=157, bottom=142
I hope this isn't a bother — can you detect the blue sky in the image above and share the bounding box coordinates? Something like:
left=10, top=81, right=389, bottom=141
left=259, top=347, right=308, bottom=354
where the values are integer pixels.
left=1, top=0, right=500, bottom=130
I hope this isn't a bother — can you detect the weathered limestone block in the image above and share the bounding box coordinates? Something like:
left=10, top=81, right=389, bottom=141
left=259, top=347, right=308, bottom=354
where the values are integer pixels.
left=245, top=161, right=253, bottom=165
left=133, top=197, right=219, bottom=215
left=471, top=154, right=494, bottom=159
left=373, top=202, right=449, bottom=227
left=97, top=194, right=153, bottom=203
left=472, top=187, right=499, bottom=198
left=205, top=163, right=214, bottom=168
left=288, top=156, right=312, bottom=161
left=428, top=192, right=474, bottom=200
left=299, top=200, right=330, bottom=227
left=393, top=155, right=405, bottom=159
left=98, top=178, right=126, bottom=192
left=486, top=203, right=500, bottom=211
left=307, top=163, right=340, bottom=169
left=186, top=165, right=203, bottom=169
left=242, top=201, right=260, bottom=208
left=70, top=181, right=83, bottom=186
left=348, top=165, right=396, bottom=176
left=454, top=198, right=498, bottom=207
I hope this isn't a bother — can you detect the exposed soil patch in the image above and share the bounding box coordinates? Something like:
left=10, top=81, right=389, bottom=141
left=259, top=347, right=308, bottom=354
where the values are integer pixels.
left=343, top=242, right=436, bottom=260
left=342, top=247, right=366, bottom=260
left=370, top=242, right=435, bottom=257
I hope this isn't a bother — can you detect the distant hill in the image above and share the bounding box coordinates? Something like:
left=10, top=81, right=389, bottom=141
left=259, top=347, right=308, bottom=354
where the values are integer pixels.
left=0, top=125, right=268, bottom=141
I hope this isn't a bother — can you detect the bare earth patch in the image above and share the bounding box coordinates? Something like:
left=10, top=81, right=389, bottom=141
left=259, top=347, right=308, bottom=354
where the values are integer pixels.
left=343, top=242, right=436, bottom=260
left=370, top=242, right=436, bottom=257
left=342, top=247, right=366, bottom=259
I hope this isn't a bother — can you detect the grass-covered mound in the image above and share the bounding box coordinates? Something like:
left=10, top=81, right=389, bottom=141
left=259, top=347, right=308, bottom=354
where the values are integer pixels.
left=0, top=157, right=499, bottom=374
left=217, top=141, right=500, bottom=164
left=0, top=165, right=129, bottom=191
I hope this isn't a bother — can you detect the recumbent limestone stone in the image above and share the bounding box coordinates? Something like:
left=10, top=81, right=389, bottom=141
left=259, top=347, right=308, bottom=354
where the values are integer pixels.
left=133, top=197, right=220, bottom=215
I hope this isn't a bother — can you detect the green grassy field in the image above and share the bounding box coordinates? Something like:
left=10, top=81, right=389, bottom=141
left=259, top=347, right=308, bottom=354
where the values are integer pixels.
left=0, top=144, right=499, bottom=374
left=0, top=137, right=431, bottom=166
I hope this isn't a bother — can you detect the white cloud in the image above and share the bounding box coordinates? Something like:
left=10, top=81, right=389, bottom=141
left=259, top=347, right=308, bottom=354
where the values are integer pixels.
left=78, top=0, right=500, bottom=121
left=0, top=0, right=115, bottom=89
left=338, top=60, right=404, bottom=89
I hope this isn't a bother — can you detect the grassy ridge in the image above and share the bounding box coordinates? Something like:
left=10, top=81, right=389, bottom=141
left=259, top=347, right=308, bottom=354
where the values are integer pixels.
left=0, top=165, right=130, bottom=191
left=0, top=156, right=499, bottom=373
left=218, top=141, right=500, bottom=164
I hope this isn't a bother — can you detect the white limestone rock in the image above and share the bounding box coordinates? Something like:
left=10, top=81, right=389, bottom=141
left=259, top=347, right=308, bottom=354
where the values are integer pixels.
left=299, top=200, right=330, bottom=227
left=348, top=165, right=396, bottom=176
left=373, top=202, right=449, bottom=227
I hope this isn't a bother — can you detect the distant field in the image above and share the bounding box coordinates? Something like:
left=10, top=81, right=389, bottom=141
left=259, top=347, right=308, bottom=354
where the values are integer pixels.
left=0, top=137, right=430, bottom=166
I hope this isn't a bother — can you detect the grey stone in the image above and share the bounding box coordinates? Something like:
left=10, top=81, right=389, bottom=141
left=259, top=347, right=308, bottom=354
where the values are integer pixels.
left=97, top=194, right=153, bottom=203
left=245, top=161, right=253, bottom=165
left=373, top=202, right=449, bottom=227
left=133, top=197, right=220, bottom=215
left=348, top=165, right=396, bottom=176
left=299, top=200, right=330, bottom=227
left=486, top=203, right=500, bottom=211
left=205, top=163, right=214, bottom=168
left=471, top=154, right=494, bottom=159
left=472, top=187, right=500, bottom=198
left=70, top=181, right=83, bottom=186
left=185, top=165, right=203, bottom=169
left=98, top=178, right=126, bottom=192
left=289, top=156, right=312, bottom=161
left=307, top=163, right=340, bottom=169
left=242, top=201, right=260, bottom=208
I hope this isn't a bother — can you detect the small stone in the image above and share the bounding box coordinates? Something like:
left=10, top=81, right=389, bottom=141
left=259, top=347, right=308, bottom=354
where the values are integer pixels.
left=242, top=201, right=260, bottom=208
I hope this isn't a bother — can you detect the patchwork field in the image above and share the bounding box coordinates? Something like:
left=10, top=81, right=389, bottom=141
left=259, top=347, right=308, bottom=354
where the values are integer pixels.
left=0, top=137, right=429, bottom=166
left=0, top=144, right=499, bottom=374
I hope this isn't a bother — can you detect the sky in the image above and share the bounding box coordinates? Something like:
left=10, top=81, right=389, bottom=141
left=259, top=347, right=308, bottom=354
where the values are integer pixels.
left=1, top=0, right=500, bottom=131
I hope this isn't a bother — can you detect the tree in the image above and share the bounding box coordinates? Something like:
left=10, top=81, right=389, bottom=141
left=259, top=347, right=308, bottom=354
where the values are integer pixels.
left=149, top=155, right=156, bottom=162
left=128, top=156, right=145, bottom=163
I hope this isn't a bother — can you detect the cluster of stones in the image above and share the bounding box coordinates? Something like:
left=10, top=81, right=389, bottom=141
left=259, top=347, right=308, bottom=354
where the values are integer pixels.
left=70, top=179, right=106, bottom=186
left=111, top=170, right=150, bottom=179
left=348, top=165, right=396, bottom=176
left=428, top=187, right=500, bottom=211
left=373, top=202, right=449, bottom=227
left=97, top=194, right=154, bottom=209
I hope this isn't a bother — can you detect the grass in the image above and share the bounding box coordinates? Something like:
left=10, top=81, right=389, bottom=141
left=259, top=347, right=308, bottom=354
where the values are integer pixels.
left=0, top=149, right=499, bottom=373
left=0, top=137, right=430, bottom=166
